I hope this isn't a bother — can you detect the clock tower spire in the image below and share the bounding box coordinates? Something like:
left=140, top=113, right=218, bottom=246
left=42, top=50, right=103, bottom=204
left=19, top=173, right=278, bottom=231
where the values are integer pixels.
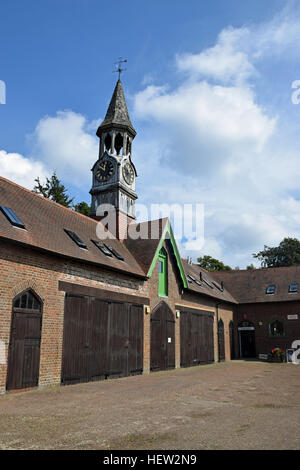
left=90, top=78, right=138, bottom=240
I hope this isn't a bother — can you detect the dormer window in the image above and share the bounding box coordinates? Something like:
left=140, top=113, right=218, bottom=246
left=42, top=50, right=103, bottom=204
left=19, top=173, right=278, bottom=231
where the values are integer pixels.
left=289, top=283, right=298, bottom=293
left=266, top=285, right=275, bottom=294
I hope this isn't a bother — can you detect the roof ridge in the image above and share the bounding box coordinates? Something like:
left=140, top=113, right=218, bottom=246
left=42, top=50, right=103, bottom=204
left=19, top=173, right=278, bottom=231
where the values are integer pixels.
left=0, top=175, right=97, bottom=224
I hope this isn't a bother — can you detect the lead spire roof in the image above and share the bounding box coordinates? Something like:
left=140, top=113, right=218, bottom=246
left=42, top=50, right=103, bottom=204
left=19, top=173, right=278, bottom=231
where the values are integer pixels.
left=97, top=79, right=136, bottom=137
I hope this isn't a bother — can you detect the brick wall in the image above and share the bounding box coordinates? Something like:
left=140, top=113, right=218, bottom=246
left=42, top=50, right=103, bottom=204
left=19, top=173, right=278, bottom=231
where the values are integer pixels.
left=235, top=301, right=300, bottom=357
left=0, top=237, right=235, bottom=393
left=145, top=241, right=234, bottom=370
left=0, top=240, right=148, bottom=393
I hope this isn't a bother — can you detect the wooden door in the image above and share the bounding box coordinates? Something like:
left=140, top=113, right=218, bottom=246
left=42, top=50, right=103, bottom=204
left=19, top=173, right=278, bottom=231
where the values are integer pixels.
left=229, top=321, right=235, bottom=359
left=6, top=291, right=42, bottom=391
left=108, top=302, right=129, bottom=378
left=150, top=302, right=175, bottom=371
left=61, top=294, right=143, bottom=384
left=180, top=309, right=214, bottom=367
left=128, top=304, right=144, bottom=375
left=218, top=319, right=225, bottom=361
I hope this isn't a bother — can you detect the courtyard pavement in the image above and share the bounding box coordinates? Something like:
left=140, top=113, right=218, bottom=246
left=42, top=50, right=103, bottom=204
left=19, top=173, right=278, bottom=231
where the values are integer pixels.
left=0, top=361, right=299, bottom=450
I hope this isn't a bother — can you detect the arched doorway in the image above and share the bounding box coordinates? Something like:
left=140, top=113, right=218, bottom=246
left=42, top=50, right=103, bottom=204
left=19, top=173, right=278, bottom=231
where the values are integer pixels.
left=229, top=321, right=235, bottom=359
left=150, top=302, right=175, bottom=371
left=238, top=321, right=256, bottom=358
left=218, top=319, right=225, bottom=362
left=6, top=290, right=43, bottom=391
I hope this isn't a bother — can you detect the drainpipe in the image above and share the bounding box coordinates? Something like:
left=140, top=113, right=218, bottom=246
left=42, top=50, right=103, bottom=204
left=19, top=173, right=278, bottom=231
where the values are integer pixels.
left=216, top=301, right=222, bottom=363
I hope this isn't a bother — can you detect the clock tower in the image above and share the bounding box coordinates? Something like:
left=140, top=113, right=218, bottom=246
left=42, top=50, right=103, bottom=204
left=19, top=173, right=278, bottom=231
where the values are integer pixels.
left=90, top=79, right=137, bottom=240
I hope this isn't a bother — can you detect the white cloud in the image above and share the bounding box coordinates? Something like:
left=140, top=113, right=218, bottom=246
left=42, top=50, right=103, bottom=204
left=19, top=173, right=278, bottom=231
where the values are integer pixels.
left=30, top=110, right=99, bottom=187
left=132, top=9, right=300, bottom=268
left=3, top=5, right=300, bottom=269
left=176, top=27, right=255, bottom=85
left=0, top=150, right=49, bottom=189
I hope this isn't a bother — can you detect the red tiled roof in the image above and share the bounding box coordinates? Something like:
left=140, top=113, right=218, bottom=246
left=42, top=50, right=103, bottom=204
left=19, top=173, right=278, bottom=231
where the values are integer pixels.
left=212, top=266, right=300, bottom=303
left=123, top=218, right=168, bottom=273
left=181, top=259, right=238, bottom=304
left=0, top=177, right=146, bottom=278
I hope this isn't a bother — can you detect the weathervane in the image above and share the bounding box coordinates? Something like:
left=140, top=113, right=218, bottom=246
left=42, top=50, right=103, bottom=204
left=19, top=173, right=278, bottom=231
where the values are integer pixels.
left=113, top=57, right=127, bottom=79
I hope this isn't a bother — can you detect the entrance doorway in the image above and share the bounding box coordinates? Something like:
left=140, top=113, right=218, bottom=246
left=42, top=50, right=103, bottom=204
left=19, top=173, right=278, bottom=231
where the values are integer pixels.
left=6, top=290, right=42, bottom=391
left=238, top=322, right=256, bottom=358
left=150, top=301, right=175, bottom=371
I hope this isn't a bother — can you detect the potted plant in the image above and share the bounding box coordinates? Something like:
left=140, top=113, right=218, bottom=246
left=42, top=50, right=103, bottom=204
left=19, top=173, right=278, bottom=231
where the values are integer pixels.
left=270, top=347, right=285, bottom=362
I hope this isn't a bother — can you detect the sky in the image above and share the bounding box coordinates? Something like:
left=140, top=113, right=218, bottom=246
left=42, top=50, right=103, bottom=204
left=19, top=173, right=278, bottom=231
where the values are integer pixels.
left=1, top=0, right=300, bottom=268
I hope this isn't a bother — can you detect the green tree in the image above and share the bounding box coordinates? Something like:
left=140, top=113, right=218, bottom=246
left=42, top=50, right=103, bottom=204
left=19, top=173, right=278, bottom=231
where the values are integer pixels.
left=197, top=255, right=232, bottom=271
left=253, top=237, right=300, bottom=267
left=246, top=263, right=256, bottom=270
left=74, top=201, right=91, bottom=216
left=33, top=172, right=74, bottom=208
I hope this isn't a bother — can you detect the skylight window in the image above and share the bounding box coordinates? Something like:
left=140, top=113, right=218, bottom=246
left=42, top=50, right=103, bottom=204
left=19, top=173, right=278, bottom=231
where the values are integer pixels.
left=104, top=244, right=124, bottom=261
left=64, top=229, right=87, bottom=249
left=203, top=277, right=214, bottom=289
left=266, top=285, right=275, bottom=294
left=212, top=281, right=223, bottom=292
left=289, top=283, right=298, bottom=293
left=187, top=274, right=196, bottom=283
left=0, top=206, right=25, bottom=229
left=91, top=240, right=112, bottom=256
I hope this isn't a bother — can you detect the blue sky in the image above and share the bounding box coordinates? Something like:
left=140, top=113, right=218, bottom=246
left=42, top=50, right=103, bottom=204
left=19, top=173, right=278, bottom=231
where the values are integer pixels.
left=1, top=0, right=300, bottom=268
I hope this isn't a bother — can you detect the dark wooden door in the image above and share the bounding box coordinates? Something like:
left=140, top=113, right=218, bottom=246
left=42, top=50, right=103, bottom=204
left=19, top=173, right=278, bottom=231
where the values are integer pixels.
left=6, top=292, right=42, bottom=391
left=150, top=302, right=175, bottom=371
left=218, top=319, right=225, bottom=362
left=229, top=321, right=235, bottom=359
left=128, top=304, right=144, bottom=375
left=240, top=330, right=256, bottom=358
left=180, top=309, right=214, bottom=367
left=61, top=294, right=143, bottom=385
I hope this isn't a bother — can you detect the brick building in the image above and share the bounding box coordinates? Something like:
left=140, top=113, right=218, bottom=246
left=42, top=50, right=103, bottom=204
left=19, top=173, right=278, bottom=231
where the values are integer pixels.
left=213, top=268, right=300, bottom=359
left=0, top=79, right=236, bottom=393
left=0, top=78, right=299, bottom=394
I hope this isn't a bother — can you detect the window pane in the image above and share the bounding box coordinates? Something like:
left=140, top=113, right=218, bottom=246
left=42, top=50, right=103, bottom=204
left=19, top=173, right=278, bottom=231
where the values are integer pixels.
left=289, top=283, right=298, bottom=293
left=270, top=320, right=284, bottom=336
left=266, top=285, right=275, bottom=294
left=21, top=294, right=27, bottom=309
left=158, top=261, right=163, bottom=273
left=27, top=294, right=33, bottom=309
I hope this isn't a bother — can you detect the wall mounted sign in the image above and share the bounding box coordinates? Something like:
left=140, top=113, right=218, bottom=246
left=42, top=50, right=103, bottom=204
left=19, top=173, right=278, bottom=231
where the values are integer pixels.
left=287, top=314, right=298, bottom=320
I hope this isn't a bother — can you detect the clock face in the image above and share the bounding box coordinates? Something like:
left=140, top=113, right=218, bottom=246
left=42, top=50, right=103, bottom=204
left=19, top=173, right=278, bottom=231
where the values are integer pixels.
left=123, top=162, right=134, bottom=185
left=96, top=160, right=114, bottom=182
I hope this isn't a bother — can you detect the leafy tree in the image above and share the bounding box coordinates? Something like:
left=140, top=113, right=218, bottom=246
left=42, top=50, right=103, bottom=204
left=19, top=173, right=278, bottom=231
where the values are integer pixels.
left=74, top=201, right=91, bottom=216
left=33, top=172, right=74, bottom=208
left=253, top=237, right=300, bottom=267
left=197, top=255, right=232, bottom=271
left=246, top=263, right=256, bottom=270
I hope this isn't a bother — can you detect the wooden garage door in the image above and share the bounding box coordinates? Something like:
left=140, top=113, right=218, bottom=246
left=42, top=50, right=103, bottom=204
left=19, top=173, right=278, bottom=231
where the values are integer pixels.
left=150, top=302, right=175, bottom=372
left=61, top=294, right=143, bottom=385
left=180, top=309, right=214, bottom=367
